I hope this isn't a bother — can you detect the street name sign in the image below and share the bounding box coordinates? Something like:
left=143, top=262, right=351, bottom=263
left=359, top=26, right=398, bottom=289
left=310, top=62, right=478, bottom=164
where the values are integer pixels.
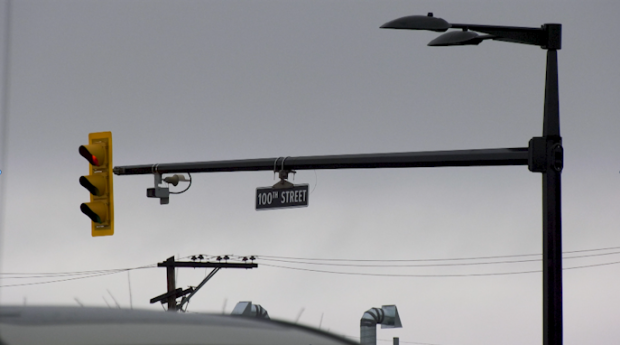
left=256, top=184, right=309, bottom=210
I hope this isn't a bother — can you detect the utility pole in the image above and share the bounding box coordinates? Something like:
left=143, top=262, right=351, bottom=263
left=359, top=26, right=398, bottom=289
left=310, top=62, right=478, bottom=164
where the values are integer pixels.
left=150, top=256, right=258, bottom=312
left=165, top=256, right=176, bottom=312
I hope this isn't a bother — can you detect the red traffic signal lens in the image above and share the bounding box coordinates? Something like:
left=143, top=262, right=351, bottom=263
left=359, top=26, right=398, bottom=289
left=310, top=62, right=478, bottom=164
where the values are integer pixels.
left=79, top=145, right=105, bottom=166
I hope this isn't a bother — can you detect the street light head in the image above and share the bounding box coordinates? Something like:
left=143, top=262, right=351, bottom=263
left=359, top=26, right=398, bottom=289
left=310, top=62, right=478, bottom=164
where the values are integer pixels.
left=428, top=31, right=490, bottom=46
left=380, top=13, right=450, bottom=32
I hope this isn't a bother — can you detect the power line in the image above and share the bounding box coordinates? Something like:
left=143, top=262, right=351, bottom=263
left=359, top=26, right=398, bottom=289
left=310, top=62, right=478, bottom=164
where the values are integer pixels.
left=1, top=269, right=137, bottom=279
left=261, top=263, right=541, bottom=277
left=259, top=257, right=542, bottom=267
left=563, top=246, right=620, bottom=254
left=3, top=246, right=620, bottom=287
left=0, top=265, right=155, bottom=287
left=260, top=259, right=620, bottom=278
left=256, top=250, right=620, bottom=268
left=0, top=270, right=127, bottom=288
left=0, top=265, right=155, bottom=278
left=256, top=245, right=620, bottom=263
left=563, top=260, right=620, bottom=270
left=259, top=253, right=540, bottom=262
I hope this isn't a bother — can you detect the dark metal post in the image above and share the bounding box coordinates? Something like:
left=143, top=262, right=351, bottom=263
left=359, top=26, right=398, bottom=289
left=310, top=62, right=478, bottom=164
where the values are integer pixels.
left=542, top=47, right=563, bottom=345
left=165, top=256, right=177, bottom=312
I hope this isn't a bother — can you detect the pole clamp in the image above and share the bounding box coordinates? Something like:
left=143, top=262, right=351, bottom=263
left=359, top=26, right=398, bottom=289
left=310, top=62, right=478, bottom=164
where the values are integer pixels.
left=528, top=137, right=563, bottom=173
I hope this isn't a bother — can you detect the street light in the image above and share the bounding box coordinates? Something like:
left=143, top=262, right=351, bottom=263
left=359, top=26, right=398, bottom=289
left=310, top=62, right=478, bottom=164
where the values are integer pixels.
left=381, top=13, right=560, bottom=48
left=381, top=13, right=563, bottom=345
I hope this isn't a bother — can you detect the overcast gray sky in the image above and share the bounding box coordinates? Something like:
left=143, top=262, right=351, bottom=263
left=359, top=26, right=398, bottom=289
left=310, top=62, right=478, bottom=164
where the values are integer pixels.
left=1, top=1, right=620, bottom=344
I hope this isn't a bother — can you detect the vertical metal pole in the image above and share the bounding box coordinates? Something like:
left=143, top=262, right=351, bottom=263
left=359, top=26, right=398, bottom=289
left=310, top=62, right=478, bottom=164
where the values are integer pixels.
left=165, top=256, right=177, bottom=312
left=542, top=49, right=562, bottom=345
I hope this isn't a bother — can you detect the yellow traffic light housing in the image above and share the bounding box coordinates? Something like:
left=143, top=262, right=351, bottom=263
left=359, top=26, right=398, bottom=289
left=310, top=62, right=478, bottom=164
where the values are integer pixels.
left=79, top=132, right=114, bottom=237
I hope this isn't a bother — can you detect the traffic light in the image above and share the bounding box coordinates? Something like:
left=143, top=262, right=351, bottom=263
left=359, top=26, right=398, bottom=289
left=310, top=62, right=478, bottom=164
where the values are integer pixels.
left=79, top=132, right=114, bottom=237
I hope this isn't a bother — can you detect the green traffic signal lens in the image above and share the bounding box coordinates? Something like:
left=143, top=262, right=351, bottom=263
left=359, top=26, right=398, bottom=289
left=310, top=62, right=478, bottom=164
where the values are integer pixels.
left=80, top=203, right=103, bottom=223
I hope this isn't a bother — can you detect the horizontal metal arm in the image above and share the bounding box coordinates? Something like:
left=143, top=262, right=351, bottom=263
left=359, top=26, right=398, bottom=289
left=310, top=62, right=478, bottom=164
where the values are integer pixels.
left=149, top=287, right=193, bottom=304
left=113, top=147, right=529, bottom=176
left=157, top=261, right=258, bottom=269
left=449, top=23, right=545, bottom=46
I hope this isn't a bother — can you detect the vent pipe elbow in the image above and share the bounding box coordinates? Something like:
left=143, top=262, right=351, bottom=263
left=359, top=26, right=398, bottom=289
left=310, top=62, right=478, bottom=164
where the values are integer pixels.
left=360, top=307, right=384, bottom=327
left=360, top=305, right=402, bottom=345
left=360, top=308, right=384, bottom=345
left=231, top=301, right=270, bottom=319
left=252, top=304, right=270, bottom=319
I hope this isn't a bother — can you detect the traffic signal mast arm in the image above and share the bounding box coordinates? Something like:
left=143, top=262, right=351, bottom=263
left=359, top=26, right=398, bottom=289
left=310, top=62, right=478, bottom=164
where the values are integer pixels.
left=113, top=147, right=530, bottom=176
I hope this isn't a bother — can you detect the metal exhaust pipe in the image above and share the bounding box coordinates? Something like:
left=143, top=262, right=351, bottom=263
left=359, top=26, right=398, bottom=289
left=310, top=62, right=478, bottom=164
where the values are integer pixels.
left=360, top=305, right=402, bottom=345
left=360, top=308, right=384, bottom=345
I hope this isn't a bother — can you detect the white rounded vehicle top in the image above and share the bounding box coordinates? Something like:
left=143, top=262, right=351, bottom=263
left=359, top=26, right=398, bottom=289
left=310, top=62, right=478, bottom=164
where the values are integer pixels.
left=0, top=306, right=358, bottom=345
